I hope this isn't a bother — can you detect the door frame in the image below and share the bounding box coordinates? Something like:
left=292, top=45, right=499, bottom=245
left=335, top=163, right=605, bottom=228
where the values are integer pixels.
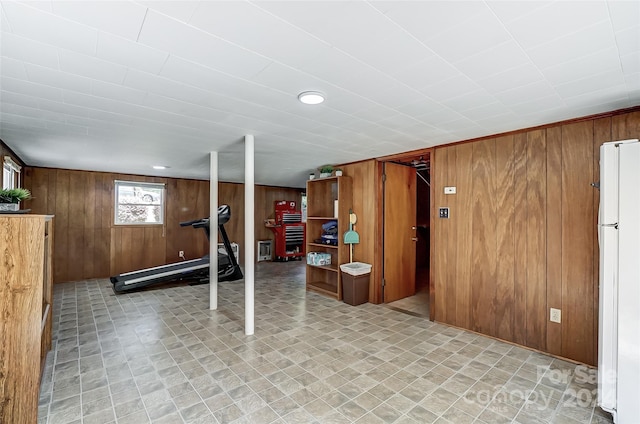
left=376, top=149, right=433, bottom=317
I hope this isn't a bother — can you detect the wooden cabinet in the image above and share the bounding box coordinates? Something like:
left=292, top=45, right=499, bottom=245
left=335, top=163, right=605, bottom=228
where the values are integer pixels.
left=305, top=176, right=352, bottom=299
left=0, top=214, right=54, bottom=423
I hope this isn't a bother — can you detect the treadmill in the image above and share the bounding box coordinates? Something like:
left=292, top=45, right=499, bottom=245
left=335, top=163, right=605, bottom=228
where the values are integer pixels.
left=110, top=204, right=243, bottom=293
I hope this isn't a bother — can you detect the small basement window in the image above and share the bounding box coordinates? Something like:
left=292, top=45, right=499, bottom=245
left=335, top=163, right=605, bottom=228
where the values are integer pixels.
left=3, top=156, right=21, bottom=189
left=114, top=180, right=165, bottom=225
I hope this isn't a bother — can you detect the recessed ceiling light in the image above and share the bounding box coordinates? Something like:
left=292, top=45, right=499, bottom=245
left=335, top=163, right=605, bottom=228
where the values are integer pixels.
left=298, top=91, right=325, bottom=105
left=153, top=165, right=169, bottom=170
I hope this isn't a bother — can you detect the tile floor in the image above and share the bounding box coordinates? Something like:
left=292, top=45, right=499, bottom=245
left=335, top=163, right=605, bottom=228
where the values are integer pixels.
left=39, top=261, right=613, bottom=424
left=386, top=288, right=430, bottom=318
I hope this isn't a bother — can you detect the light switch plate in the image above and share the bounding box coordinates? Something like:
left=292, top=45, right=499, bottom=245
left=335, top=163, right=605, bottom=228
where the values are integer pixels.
left=444, top=186, right=456, bottom=194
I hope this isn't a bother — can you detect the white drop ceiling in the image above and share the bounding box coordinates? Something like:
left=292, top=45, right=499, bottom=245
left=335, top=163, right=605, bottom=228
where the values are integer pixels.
left=1, top=1, right=638, bottom=188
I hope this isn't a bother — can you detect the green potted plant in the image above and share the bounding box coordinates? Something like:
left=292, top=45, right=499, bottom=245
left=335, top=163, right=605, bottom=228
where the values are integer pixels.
left=334, top=168, right=343, bottom=177
left=0, top=188, right=32, bottom=212
left=319, top=165, right=333, bottom=178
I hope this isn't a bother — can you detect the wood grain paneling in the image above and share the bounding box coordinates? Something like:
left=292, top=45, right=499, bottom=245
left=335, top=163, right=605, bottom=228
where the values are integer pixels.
left=454, top=143, right=473, bottom=329
left=0, top=216, right=46, bottom=424
left=612, top=110, right=640, bottom=140
left=471, top=138, right=497, bottom=337
left=24, top=167, right=302, bottom=283
left=341, top=160, right=378, bottom=302
left=495, top=135, right=515, bottom=341
left=561, top=121, right=595, bottom=364
left=433, top=148, right=449, bottom=323
left=526, top=129, right=547, bottom=351
left=383, top=163, right=416, bottom=303
left=546, top=126, right=563, bottom=356
left=432, top=110, right=639, bottom=364
left=512, top=133, right=528, bottom=346
left=443, top=147, right=458, bottom=325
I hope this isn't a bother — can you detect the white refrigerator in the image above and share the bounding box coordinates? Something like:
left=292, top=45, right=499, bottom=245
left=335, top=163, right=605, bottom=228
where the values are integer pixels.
left=598, top=139, right=640, bottom=424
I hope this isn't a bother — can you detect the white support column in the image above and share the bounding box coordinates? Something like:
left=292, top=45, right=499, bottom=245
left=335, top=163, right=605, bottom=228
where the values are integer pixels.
left=244, top=135, right=255, bottom=335
left=210, top=151, right=218, bottom=310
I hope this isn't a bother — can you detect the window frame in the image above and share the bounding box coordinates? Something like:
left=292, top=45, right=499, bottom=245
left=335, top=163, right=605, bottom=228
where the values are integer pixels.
left=3, top=156, right=21, bottom=190
left=113, top=180, right=166, bottom=226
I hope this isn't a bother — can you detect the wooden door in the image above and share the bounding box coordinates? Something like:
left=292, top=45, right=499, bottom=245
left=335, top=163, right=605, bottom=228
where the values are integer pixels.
left=383, top=162, right=417, bottom=302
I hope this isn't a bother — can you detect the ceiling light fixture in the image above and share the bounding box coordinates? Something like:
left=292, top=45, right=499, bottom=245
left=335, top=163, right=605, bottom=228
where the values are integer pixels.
left=152, top=165, right=169, bottom=170
left=298, top=91, right=325, bottom=105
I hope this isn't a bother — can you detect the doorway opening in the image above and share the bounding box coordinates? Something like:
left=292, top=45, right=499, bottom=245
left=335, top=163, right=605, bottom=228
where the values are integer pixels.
left=384, top=154, right=431, bottom=317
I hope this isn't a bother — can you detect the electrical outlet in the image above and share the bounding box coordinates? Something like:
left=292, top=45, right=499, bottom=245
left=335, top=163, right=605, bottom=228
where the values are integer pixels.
left=550, top=308, right=561, bottom=323
left=179, top=250, right=185, bottom=259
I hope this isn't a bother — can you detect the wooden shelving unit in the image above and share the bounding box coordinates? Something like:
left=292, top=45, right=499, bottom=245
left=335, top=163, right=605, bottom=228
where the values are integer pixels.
left=305, top=176, right=352, bottom=299
left=0, top=214, right=53, bottom=423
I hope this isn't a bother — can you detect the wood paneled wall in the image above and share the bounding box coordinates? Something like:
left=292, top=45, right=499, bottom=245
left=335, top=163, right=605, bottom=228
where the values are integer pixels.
left=24, top=167, right=302, bottom=284
left=432, top=109, right=640, bottom=365
left=340, top=160, right=381, bottom=302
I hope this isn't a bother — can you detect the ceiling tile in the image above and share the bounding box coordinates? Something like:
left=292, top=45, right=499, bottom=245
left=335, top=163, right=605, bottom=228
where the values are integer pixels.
left=540, top=47, right=622, bottom=86
left=258, top=1, right=430, bottom=74
left=1, top=75, right=64, bottom=102
left=45, top=120, right=88, bottom=135
left=142, top=93, right=228, bottom=122
left=1, top=90, right=39, bottom=109
left=485, top=1, right=554, bottom=23
left=190, top=1, right=335, bottom=69
left=525, top=20, right=617, bottom=69
left=388, top=54, right=460, bottom=91
left=136, top=1, right=201, bottom=23
left=621, top=52, right=640, bottom=75
left=38, top=98, right=89, bottom=118
left=442, top=90, right=500, bottom=113
left=52, top=1, right=147, bottom=40
left=614, top=26, right=640, bottom=57
left=395, top=97, right=449, bottom=119
left=58, top=49, right=128, bottom=84
left=1, top=1, right=97, bottom=55
left=376, top=1, right=490, bottom=42
left=353, top=103, right=403, bottom=122
left=422, top=7, right=512, bottom=63
left=0, top=111, right=48, bottom=129
left=0, top=57, right=27, bottom=79
left=24, top=63, right=92, bottom=94
left=124, top=67, right=210, bottom=104
left=476, top=63, right=545, bottom=93
left=494, top=80, right=560, bottom=106
left=250, top=62, right=328, bottom=99
left=453, top=40, right=531, bottom=81
left=608, top=0, right=640, bottom=32
left=138, top=10, right=271, bottom=80
left=420, top=74, right=481, bottom=102
left=504, top=1, right=610, bottom=49
left=509, top=95, right=567, bottom=116
left=96, top=32, right=169, bottom=75
left=553, top=69, right=625, bottom=99
left=562, top=84, right=630, bottom=107
left=368, top=81, right=425, bottom=110
left=91, top=80, right=148, bottom=105
left=0, top=32, right=61, bottom=69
